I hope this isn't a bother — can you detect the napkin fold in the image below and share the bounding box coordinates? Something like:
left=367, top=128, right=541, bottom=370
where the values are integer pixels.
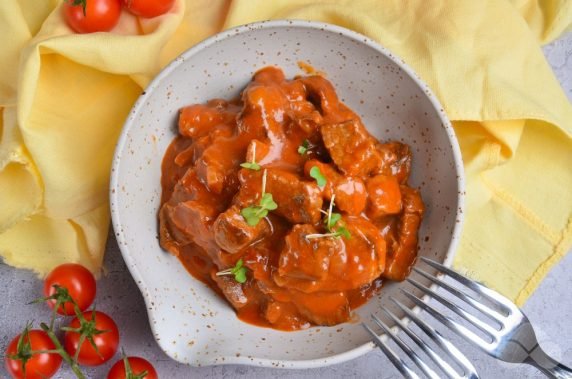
left=0, top=0, right=570, bottom=305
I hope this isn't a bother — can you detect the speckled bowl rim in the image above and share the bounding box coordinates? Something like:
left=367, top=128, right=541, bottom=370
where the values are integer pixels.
left=110, top=19, right=466, bottom=369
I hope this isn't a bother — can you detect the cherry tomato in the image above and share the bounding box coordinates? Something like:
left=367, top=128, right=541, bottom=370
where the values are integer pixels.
left=5, top=330, right=62, bottom=379
left=122, top=0, right=175, bottom=18
left=64, top=311, right=119, bottom=366
left=107, top=356, right=158, bottom=379
left=44, top=263, right=96, bottom=315
left=64, top=0, right=122, bottom=34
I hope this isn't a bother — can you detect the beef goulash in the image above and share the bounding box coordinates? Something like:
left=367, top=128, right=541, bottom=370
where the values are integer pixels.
left=159, top=66, right=424, bottom=331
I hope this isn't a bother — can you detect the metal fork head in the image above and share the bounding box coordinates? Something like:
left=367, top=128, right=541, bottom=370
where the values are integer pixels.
left=362, top=302, right=479, bottom=379
left=407, top=257, right=536, bottom=364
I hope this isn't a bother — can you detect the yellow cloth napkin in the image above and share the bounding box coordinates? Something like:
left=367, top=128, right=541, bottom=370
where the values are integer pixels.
left=0, top=0, right=571, bottom=305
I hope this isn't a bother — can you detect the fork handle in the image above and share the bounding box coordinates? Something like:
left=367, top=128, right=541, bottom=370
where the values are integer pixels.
left=528, top=346, right=572, bottom=379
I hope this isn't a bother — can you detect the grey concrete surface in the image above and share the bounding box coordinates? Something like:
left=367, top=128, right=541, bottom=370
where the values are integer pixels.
left=1, top=33, right=570, bottom=379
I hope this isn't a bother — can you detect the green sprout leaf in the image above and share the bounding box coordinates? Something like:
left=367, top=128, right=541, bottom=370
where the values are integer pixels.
left=240, top=206, right=267, bottom=226
left=234, top=270, right=247, bottom=283
left=240, top=162, right=261, bottom=171
left=240, top=207, right=260, bottom=224
left=333, top=225, right=351, bottom=239
left=259, top=193, right=278, bottom=210
left=325, top=212, right=342, bottom=230
left=232, top=259, right=243, bottom=271
left=232, top=260, right=248, bottom=283
left=307, top=196, right=351, bottom=240
left=240, top=170, right=277, bottom=226
left=297, top=139, right=311, bottom=155
left=309, top=166, right=327, bottom=188
left=216, top=259, right=248, bottom=283
left=241, top=141, right=262, bottom=171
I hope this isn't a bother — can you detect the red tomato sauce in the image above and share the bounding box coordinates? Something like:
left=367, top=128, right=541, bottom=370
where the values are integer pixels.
left=159, top=66, right=424, bottom=331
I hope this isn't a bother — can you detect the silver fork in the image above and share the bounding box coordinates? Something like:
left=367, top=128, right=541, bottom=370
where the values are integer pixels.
left=406, top=257, right=572, bottom=379
left=362, top=304, right=479, bottom=378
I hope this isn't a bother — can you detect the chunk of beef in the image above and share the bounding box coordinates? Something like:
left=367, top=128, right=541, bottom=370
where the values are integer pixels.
left=167, top=169, right=208, bottom=205
left=334, top=177, right=367, bottom=215
left=234, top=169, right=261, bottom=205
left=304, top=160, right=367, bottom=215
left=178, top=100, right=236, bottom=138
left=338, top=216, right=387, bottom=286
left=274, top=220, right=385, bottom=293
left=213, top=205, right=270, bottom=254
left=267, top=170, right=323, bottom=224
left=239, top=84, right=288, bottom=138
left=160, top=137, right=193, bottom=204
left=291, top=291, right=350, bottom=326
left=366, top=174, right=402, bottom=219
left=383, top=186, right=424, bottom=281
left=299, top=75, right=340, bottom=116
left=235, top=169, right=323, bottom=224
left=160, top=169, right=215, bottom=256
left=375, top=142, right=412, bottom=183
left=245, top=133, right=307, bottom=172
left=163, top=200, right=219, bottom=256
left=278, top=78, right=325, bottom=134
left=244, top=139, right=270, bottom=165
left=277, top=225, right=342, bottom=282
left=174, top=124, right=235, bottom=168
left=289, top=101, right=323, bottom=135
left=252, top=66, right=286, bottom=84
left=195, top=137, right=245, bottom=195
left=263, top=301, right=310, bottom=330
left=321, top=119, right=383, bottom=177
left=211, top=271, right=249, bottom=309
left=158, top=204, right=184, bottom=256
left=195, top=155, right=231, bottom=195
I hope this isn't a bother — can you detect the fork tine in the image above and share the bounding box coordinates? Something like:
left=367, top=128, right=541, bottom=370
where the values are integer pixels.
left=413, top=267, right=505, bottom=323
left=382, top=307, right=462, bottom=379
left=392, top=297, right=480, bottom=379
left=407, top=278, right=499, bottom=337
left=420, top=258, right=515, bottom=314
left=401, top=289, right=492, bottom=351
left=361, top=323, right=421, bottom=379
left=371, top=315, right=441, bottom=379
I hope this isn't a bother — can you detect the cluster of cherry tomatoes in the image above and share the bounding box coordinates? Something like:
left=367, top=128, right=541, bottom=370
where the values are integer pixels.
left=4, top=264, right=157, bottom=379
left=64, top=0, right=176, bottom=33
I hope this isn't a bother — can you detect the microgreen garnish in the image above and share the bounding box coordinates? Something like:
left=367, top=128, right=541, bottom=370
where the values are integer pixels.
left=216, top=259, right=248, bottom=283
left=240, top=162, right=261, bottom=170
left=306, top=195, right=351, bottom=240
left=241, top=195, right=275, bottom=225
left=297, top=139, right=311, bottom=155
left=325, top=212, right=342, bottom=231
left=240, top=169, right=278, bottom=226
left=240, top=142, right=261, bottom=171
left=309, top=166, right=327, bottom=188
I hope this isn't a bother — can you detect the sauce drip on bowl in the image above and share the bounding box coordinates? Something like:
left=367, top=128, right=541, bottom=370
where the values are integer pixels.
left=159, top=66, right=424, bottom=331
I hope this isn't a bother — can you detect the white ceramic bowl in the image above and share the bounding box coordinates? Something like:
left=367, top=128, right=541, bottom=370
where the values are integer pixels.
left=110, top=20, right=465, bottom=368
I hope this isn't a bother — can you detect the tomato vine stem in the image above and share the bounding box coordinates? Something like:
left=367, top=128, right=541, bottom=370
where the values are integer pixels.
left=40, top=322, right=86, bottom=379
